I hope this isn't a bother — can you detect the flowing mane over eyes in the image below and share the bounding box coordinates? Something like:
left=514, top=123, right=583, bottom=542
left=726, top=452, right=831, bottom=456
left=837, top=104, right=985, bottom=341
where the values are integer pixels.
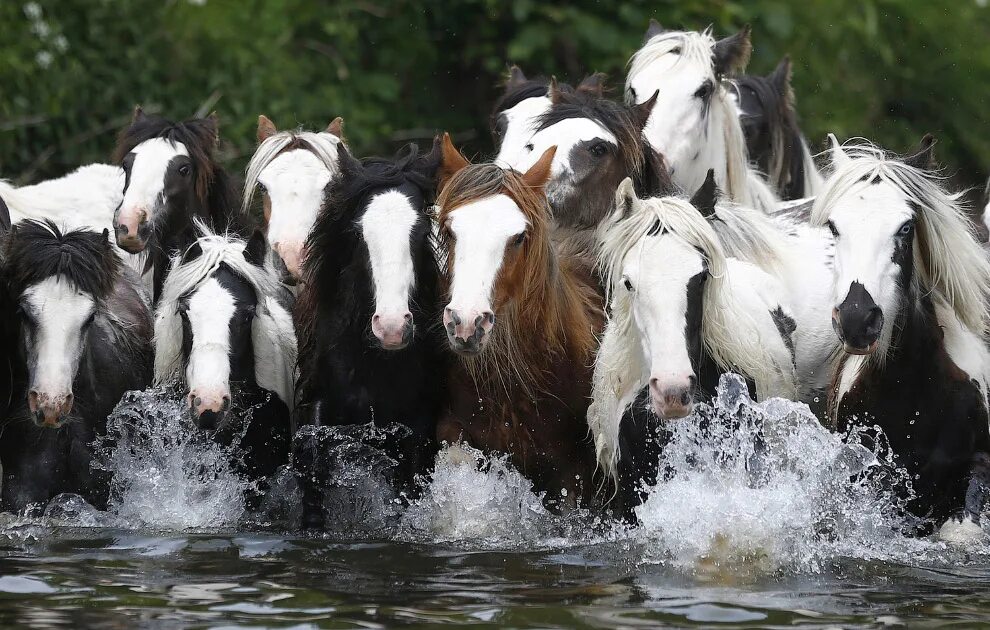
left=242, top=129, right=343, bottom=214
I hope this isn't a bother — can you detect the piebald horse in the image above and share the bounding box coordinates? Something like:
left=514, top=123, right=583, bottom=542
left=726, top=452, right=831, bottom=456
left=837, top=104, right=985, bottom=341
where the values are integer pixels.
left=435, top=138, right=604, bottom=506
left=815, top=136, right=990, bottom=543
left=626, top=24, right=780, bottom=212
left=243, top=115, right=346, bottom=282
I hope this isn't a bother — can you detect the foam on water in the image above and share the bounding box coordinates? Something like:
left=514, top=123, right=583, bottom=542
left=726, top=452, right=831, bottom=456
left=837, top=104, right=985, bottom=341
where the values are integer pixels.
left=93, top=386, right=253, bottom=529
left=632, top=374, right=989, bottom=572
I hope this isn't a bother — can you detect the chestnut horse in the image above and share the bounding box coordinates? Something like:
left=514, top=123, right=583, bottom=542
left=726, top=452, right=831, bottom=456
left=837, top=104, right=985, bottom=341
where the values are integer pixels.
left=435, top=135, right=604, bottom=507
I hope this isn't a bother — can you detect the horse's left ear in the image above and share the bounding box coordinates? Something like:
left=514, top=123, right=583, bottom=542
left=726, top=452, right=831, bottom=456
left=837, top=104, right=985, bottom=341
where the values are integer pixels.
left=0, top=195, right=10, bottom=238
left=828, top=133, right=851, bottom=169
left=206, top=111, right=220, bottom=145
left=414, top=135, right=443, bottom=180
left=257, top=115, right=278, bottom=143
left=244, top=230, right=268, bottom=267
left=769, top=56, right=793, bottom=98
left=438, top=132, right=471, bottom=190
left=644, top=18, right=666, bottom=43
left=904, top=133, right=936, bottom=170
left=548, top=76, right=565, bottom=104
left=577, top=72, right=608, bottom=96
left=612, top=177, right=638, bottom=223
left=713, top=24, right=752, bottom=76
left=327, top=117, right=344, bottom=139
left=506, top=65, right=528, bottom=90
left=522, top=146, right=557, bottom=189
left=632, top=90, right=658, bottom=131
left=690, top=169, right=720, bottom=219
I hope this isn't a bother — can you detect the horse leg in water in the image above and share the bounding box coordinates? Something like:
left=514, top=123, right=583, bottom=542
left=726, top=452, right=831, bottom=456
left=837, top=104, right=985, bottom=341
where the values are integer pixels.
left=940, top=451, right=990, bottom=540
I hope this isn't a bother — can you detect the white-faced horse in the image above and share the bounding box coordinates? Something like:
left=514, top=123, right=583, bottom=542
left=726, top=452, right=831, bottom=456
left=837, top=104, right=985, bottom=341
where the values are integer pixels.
left=243, top=115, right=345, bottom=282
left=813, top=135, right=990, bottom=543
left=626, top=24, right=780, bottom=212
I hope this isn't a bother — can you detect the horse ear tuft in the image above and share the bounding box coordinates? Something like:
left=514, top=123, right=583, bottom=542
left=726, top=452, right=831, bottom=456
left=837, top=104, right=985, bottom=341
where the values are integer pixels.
left=713, top=24, right=752, bottom=76
left=828, top=134, right=851, bottom=169
left=414, top=135, right=443, bottom=180
left=548, top=76, right=564, bottom=104
left=522, top=146, right=556, bottom=189
left=132, top=105, right=145, bottom=123
left=577, top=72, right=608, bottom=96
left=769, top=56, right=792, bottom=92
left=644, top=18, right=666, bottom=43
left=690, top=169, right=720, bottom=218
left=244, top=230, right=268, bottom=267
left=904, top=134, right=936, bottom=170
left=327, top=116, right=344, bottom=139
left=612, top=177, right=638, bottom=223
left=632, top=90, right=658, bottom=131
left=335, top=142, right=360, bottom=176
left=506, top=65, right=527, bottom=89
left=182, top=241, right=204, bottom=263
left=438, top=132, right=471, bottom=191
left=257, top=115, right=277, bottom=143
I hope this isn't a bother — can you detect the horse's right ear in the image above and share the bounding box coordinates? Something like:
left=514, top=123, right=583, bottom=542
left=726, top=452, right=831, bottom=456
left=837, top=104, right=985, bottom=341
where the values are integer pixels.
left=904, top=133, right=936, bottom=170
left=612, top=177, right=638, bottom=223
left=327, top=116, right=344, bottom=139
left=414, top=135, right=443, bottom=180
left=690, top=169, right=720, bottom=219
left=548, top=76, right=564, bottom=104
left=713, top=24, right=752, bottom=76
left=769, top=56, right=794, bottom=103
left=132, top=105, right=145, bottom=123
left=506, top=65, right=527, bottom=90
left=257, top=115, right=277, bottom=143
left=438, top=132, right=471, bottom=190
left=577, top=72, right=608, bottom=96
left=828, top=133, right=851, bottom=169
left=644, top=18, right=666, bottom=43
left=336, top=142, right=361, bottom=175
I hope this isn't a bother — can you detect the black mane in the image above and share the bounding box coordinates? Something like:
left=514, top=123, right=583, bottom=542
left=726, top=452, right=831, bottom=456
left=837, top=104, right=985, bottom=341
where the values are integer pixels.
left=3, top=220, right=119, bottom=300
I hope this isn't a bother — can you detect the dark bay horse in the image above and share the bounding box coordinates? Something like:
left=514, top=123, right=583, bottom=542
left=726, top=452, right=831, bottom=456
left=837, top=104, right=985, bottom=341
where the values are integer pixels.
left=0, top=220, right=152, bottom=511
left=435, top=136, right=605, bottom=507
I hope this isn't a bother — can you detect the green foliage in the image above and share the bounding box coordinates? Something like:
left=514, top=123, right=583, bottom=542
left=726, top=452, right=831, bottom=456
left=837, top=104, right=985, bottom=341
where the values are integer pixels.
left=1, top=0, right=988, bottom=192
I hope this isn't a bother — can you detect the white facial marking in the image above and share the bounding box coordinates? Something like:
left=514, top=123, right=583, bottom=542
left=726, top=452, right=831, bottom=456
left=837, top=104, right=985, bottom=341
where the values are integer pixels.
left=494, top=96, right=552, bottom=168
left=623, top=235, right=704, bottom=387
left=446, top=194, right=527, bottom=313
left=120, top=138, right=189, bottom=220
left=508, top=118, right=617, bottom=179
left=259, top=148, right=333, bottom=258
left=23, top=277, right=95, bottom=398
left=185, top=278, right=236, bottom=399
left=361, top=190, right=418, bottom=318
left=827, top=181, right=913, bottom=326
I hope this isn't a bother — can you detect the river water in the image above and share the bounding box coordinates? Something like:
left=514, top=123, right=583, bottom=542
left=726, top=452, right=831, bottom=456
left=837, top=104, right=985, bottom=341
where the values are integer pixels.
left=0, top=377, right=987, bottom=628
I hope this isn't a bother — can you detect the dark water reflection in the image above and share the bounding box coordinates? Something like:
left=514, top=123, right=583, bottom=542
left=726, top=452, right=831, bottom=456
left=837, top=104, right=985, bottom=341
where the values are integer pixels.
left=0, top=528, right=988, bottom=628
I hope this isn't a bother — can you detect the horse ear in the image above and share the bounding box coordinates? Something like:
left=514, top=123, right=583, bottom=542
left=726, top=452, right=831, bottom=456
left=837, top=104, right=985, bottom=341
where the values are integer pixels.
left=548, top=76, right=564, bottom=104
left=904, top=133, right=936, bottom=170
left=132, top=105, right=145, bottom=123
left=713, top=24, right=752, bottom=76
left=506, top=65, right=527, bottom=90
left=690, top=169, right=720, bottom=219
left=244, top=230, right=268, bottom=267
left=769, top=56, right=792, bottom=92
left=438, top=132, right=471, bottom=190
left=632, top=90, right=658, bottom=131
left=0, top=195, right=11, bottom=238
left=828, top=134, right=851, bottom=169
left=336, top=142, right=360, bottom=175
left=644, top=18, right=666, bottom=43
left=327, top=116, right=344, bottom=139
left=413, top=135, right=443, bottom=180
left=205, top=111, right=220, bottom=145
left=612, top=177, right=638, bottom=223
left=257, top=115, right=277, bottom=143
left=577, top=72, right=608, bottom=96
left=522, top=146, right=557, bottom=189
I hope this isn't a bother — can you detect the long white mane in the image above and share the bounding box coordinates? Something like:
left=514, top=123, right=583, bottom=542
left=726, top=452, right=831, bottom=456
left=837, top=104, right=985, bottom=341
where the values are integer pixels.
left=590, top=188, right=797, bottom=482
left=241, top=129, right=342, bottom=213
left=626, top=29, right=779, bottom=212
left=811, top=140, right=990, bottom=340
left=153, top=222, right=297, bottom=409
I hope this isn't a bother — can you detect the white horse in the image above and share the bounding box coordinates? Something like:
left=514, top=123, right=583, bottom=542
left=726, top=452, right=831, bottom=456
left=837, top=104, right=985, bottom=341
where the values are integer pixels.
left=626, top=25, right=780, bottom=213
left=0, top=164, right=124, bottom=234
left=243, top=115, right=345, bottom=282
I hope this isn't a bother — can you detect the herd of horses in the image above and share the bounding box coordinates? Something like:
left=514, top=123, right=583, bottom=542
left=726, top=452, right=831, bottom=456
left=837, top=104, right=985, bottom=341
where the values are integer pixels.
left=1, top=23, right=989, bottom=543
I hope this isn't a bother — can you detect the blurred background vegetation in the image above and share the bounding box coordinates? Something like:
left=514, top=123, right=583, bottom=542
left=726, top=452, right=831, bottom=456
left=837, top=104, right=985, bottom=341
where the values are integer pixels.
left=1, top=0, right=988, bottom=197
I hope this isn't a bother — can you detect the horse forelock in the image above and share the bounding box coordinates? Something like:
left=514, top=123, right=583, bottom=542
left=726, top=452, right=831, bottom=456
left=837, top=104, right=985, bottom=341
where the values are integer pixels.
left=242, top=129, right=343, bottom=213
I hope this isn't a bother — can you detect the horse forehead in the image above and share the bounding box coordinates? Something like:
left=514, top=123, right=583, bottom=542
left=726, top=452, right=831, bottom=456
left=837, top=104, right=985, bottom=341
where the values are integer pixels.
left=830, top=183, right=913, bottom=231
left=504, top=95, right=551, bottom=123
left=361, top=189, right=418, bottom=237
left=132, top=137, right=189, bottom=166
left=187, top=277, right=239, bottom=323
left=261, top=148, right=330, bottom=182
left=23, top=276, right=95, bottom=317
left=631, top=52, right=710, bottom=96
left=535, top=118, right=616, bottom=149
left=631, top=234, right=705, bottom=283
left=448, top=194, right=527, bottom=238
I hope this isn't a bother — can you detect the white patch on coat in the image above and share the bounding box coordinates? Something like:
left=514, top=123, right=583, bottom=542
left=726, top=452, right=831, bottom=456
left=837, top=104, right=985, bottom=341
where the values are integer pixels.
left=507, top=117, right=617, bottom=178
left=184, top=278, right=236, bottom=400
left=21, top=277, right=96, bottom=398
left=361, top=190, right=418, bottom=318
left=494, top=95, right=552, bottom=168
left=258, top=149, right=333, bottom=260
left=120, top=138, right=189, bottom=221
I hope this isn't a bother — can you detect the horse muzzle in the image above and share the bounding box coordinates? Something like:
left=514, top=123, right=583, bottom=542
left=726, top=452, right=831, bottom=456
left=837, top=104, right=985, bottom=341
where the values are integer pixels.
left=649, top=378, right=693, bottom=420
left=372, top=312, right=414, bottom=350
left=114, top=206, right=151, bottom=253
left=444, top=306, right=495, bottom=355
left=273, top=241, right=307, bottom=283
left=188, top=390, right=231, bottom=430
left=832, top=282, right=884, bottom=355
left=28, top=389, right=74, bottom=428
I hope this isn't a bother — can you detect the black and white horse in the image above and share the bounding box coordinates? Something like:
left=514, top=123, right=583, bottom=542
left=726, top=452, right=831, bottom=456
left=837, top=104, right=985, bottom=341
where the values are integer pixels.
left=112, top=108, right=247, bottom=301
left=589, top=178, right=798, bottom=517
left=294, top=142, right=446, bottom=523
left=0, top=220, right=152, bottom=511
left=814, top=135, right=990, bottom=543
left=153, top=227, right=296, bottom=485
left=626, top=24, right=780, bottom=212
left=731, top=56, right=823, bottom=200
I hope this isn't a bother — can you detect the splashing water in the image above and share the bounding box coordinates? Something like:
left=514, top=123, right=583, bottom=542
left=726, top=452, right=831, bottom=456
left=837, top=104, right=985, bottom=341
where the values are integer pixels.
left=93, top=386, right=254, bottom=529
left=633, top=373, right=984, bottom=573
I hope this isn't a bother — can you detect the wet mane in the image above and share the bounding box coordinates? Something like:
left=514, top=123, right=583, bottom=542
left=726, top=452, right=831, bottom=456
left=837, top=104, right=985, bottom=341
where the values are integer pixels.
left=242, top=129, right=343, bottom=214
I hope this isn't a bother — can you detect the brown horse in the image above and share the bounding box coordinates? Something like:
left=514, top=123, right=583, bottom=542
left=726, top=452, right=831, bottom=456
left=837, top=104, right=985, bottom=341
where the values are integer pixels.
left=434, top=134, right=604, bottom=507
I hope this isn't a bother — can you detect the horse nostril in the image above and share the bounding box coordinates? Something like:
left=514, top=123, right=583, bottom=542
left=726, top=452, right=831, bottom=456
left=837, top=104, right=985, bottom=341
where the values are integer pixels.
left=864, top=306, right=883, bottom=335
left=483, top=311, right=495, bottom=326
left=449, top=309, right=462, bottom=326
left=403, top=312, right=413, bottom=324
left=680, top=390, right=691, bottom=405
left=221, top=395, right=231, bottom=412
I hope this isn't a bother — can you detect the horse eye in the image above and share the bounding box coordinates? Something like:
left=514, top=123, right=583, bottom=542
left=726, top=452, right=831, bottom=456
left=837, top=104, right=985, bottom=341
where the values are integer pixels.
left=898, top=221, right=914, bottom=236
left=524, top=143, right=534, bottom=152
left=628, top=86, right=637, bottom=100
left=694, top=81, right=713, bottom=100
left=257, top=182, right=267, bottom=194
left=178, top=164, right=191, bottom=176
left=589, top=142, right=608, bottom=157
left=84, top=313, right=96, bottom=328
left=512, top=232, right=526, bottom=247
left=623, top=277, right=634, bottom=292
left=826, top=220, right=839, bottom=238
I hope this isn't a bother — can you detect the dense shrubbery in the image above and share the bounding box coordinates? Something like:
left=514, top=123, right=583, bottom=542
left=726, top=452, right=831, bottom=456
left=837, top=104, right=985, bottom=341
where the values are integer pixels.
left=1, top=0, right=988, bottom=191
